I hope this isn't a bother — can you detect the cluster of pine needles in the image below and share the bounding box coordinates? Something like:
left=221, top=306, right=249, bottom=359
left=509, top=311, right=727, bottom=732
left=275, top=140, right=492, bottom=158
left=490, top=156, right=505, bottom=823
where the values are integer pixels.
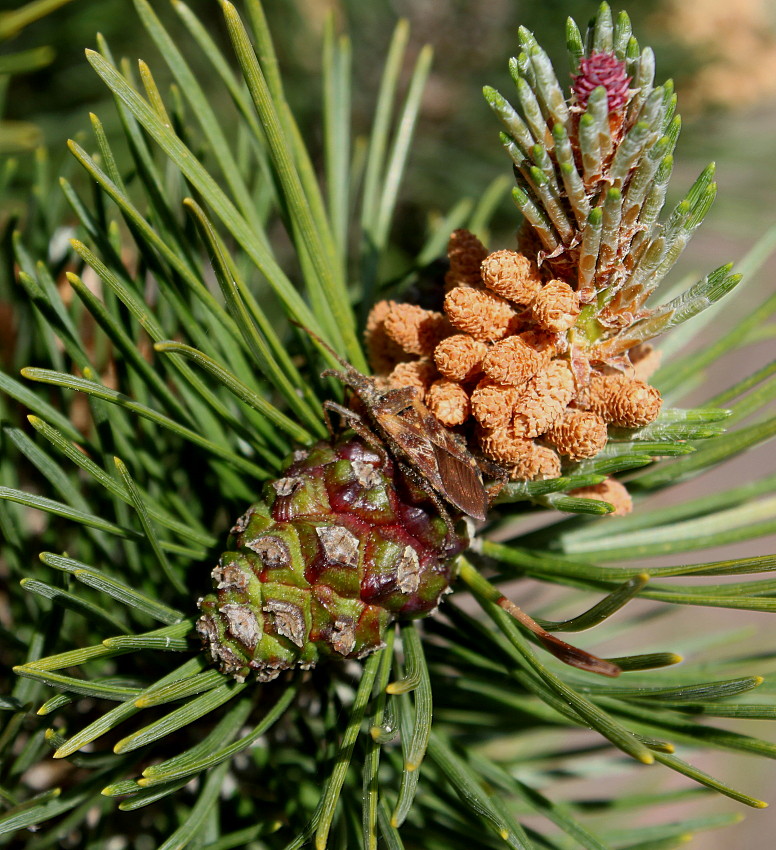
left=1, top=1, right=776, bottom=848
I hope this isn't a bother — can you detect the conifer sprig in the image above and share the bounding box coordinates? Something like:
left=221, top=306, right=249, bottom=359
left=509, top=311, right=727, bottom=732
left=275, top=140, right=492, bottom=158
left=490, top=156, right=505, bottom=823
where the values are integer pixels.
left=1, top=2, right=775, bottom=848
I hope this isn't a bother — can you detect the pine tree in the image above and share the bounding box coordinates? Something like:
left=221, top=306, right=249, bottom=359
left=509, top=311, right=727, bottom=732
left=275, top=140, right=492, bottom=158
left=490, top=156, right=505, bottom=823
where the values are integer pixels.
left=1, top=2, right=776, bottom=848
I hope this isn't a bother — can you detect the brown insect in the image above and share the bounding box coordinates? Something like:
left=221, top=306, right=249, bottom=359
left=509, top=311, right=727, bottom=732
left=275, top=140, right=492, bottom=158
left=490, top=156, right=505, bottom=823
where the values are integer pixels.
left=300, top=327, right=489, bottom=524
left=322, top=365, right=489, bottom=523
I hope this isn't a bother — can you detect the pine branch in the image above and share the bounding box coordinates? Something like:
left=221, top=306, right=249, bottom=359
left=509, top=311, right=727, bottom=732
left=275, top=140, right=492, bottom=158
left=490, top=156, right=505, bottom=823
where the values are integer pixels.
left=1, top=3, right=775, bottom=849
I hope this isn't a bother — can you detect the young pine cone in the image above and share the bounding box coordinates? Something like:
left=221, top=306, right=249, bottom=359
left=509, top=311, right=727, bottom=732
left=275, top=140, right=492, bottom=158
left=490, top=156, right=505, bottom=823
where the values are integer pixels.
left=197, top=435, right=467, bottom=682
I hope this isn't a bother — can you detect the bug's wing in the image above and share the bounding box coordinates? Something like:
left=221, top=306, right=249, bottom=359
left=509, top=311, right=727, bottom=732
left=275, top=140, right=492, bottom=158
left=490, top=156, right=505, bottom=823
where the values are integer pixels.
left=412, top=401, right=488, bottom=521
left=378, top=413, right=442, bottom=481
left=431, top=444, right=488, bottom=521
left=378, top=400, right=489, bottom=521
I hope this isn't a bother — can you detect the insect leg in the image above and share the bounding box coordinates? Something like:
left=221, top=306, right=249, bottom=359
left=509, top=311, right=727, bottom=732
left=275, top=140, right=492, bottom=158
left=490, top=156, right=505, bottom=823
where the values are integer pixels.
left=397, top=460, right=457, bottom=544
left=322, top=401, right=388, bottom=458
left=321, top=400, right=339, bottom=437
left=472, top=455, right=510, bottom=505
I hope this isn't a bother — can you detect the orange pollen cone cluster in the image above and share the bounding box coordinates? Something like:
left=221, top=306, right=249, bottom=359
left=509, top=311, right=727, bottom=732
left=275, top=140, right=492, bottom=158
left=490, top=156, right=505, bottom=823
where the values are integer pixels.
left=364, top=230, right=665, bottom=505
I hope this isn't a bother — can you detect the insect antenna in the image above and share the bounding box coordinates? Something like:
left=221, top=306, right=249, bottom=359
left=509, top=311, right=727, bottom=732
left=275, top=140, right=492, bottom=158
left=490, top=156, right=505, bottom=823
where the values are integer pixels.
left=290, top=319, right=354, bottom=373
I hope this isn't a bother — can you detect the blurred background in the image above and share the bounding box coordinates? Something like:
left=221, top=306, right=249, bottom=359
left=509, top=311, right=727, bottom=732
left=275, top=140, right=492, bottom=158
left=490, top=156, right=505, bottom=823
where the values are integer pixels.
left=3, top=0, right=776, bottom=846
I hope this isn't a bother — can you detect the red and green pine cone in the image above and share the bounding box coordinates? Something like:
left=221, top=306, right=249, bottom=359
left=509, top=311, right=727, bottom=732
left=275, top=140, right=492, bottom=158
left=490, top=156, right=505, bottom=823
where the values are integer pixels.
left=196, top=434, right=468, bottom=682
